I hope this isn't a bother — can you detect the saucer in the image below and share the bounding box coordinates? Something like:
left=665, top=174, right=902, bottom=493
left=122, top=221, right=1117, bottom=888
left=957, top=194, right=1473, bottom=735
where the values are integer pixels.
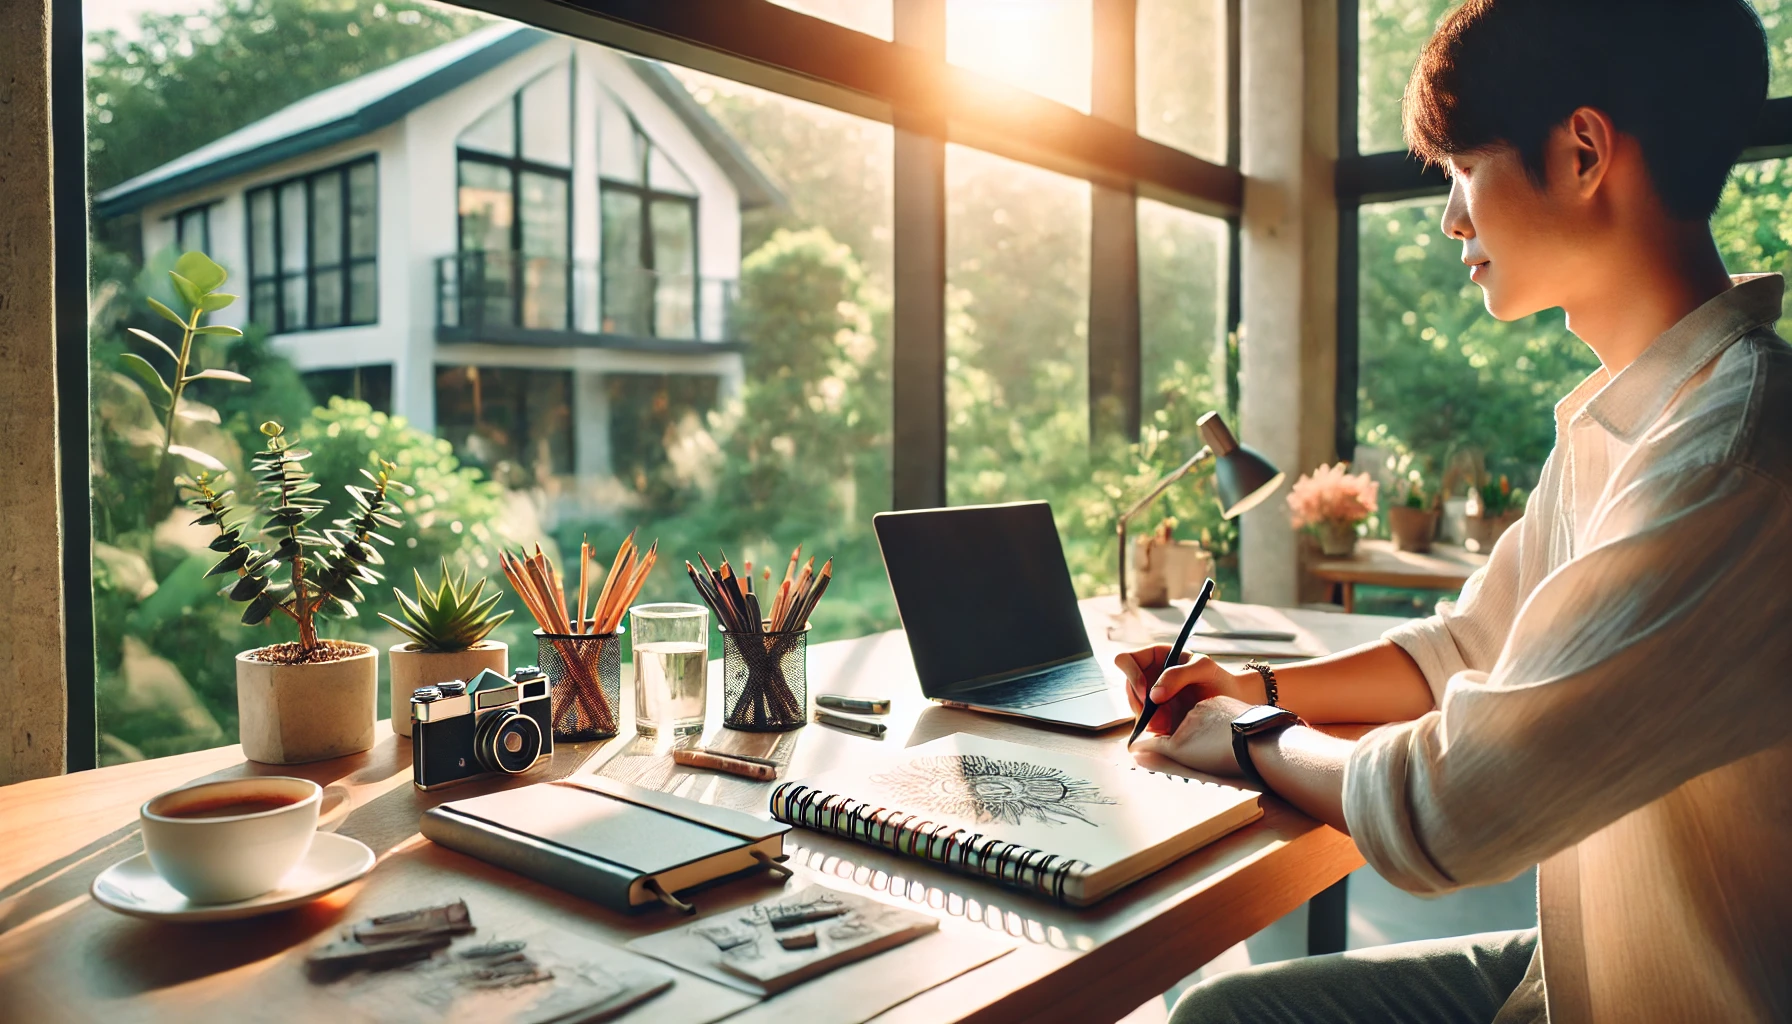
left=91, top=831, right=376, bottom=923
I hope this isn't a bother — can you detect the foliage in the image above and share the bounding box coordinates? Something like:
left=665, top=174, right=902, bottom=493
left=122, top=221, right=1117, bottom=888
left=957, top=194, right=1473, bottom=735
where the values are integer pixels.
left=379, top=560, right=512, bottom=652
left=85, top=0, right=487, bottom=196
left=182, top=421, right=410, bottom=651
left=1287, top=464, right=1381, bottom=529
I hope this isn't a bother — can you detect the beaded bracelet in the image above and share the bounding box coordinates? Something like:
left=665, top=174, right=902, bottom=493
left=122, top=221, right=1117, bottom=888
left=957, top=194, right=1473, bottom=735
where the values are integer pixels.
left=1244, top=660, right=1279, bottom=707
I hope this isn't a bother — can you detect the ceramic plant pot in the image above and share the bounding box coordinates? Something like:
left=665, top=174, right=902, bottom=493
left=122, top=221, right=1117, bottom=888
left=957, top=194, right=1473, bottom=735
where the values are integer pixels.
left=1464, top=509, right=1522, bottom=553
left=1318, top=521, right=1359, bottom=558
left=388, top=641, right=508, bottom=737
left=1389, top=506, right=1440, bottom=553
left=236, top=642, right=378, bottom=764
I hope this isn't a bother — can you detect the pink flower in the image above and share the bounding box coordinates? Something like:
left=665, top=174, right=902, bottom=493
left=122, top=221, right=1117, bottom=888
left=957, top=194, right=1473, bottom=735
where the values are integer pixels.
left=1286, top=462, right=1380, bottom=529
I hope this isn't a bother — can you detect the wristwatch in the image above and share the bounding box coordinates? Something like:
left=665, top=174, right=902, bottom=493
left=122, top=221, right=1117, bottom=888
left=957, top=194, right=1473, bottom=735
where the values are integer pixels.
left=1230, top=704, right=1301, bottom=791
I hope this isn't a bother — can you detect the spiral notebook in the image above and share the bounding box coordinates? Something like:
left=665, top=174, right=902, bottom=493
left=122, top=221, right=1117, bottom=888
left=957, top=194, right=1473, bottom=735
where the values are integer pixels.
left=768, top=733, right=1261, bottom=906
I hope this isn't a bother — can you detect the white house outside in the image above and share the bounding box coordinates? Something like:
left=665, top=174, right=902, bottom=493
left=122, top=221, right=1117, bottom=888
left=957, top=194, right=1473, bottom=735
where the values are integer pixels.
left=96, top=23, right=783, bottom=522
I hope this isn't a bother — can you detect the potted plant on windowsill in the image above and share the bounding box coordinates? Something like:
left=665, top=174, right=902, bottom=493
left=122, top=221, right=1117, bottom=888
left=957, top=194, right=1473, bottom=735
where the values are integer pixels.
left=1388, top=474, right=1440, bottom=553
left=1287, top=462, right=1379, bottom=558
left=381, top=561, right=512, bottom=737
left=183, top=421, right=411, bottom=764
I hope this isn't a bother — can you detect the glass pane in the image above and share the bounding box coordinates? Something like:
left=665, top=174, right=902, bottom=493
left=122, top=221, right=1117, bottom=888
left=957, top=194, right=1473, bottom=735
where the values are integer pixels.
left=313, top=267, right=345, bottom=327
left=251, top=280, right=279, bottom=327
left=601, top=188, right=647, bottom=336
left=281, top=273, right=309, bottom=331
left=279, top=180, right=308, bottom=273
left=520, top=63, right=573, bottom=167
left=176, top=208, right=207, bottom=253
left=944, top=145, right=1093, bottom=574
left=458, top=160, right=513, bottom=253
left=947, top=0, right=1093, bottom=113
left=310, top=170, right=343, bottom=268
left=520, top=173, right=569, bottom=330
left=434, top=366, right=573, bottom=486
left=249, top=188, right=276, bottom=275
left=1357, top=0, right=1455, bottom=154
left=1137, top=0, right=1227, bottom=163
left=347, top=161, right=377, bottom=258
left=650, top=199, right=697, bottom=338
left=767, top=0, right=891, bottom=40
left=1714, top=159, right=1792, bottom=322
left=459, top=94, right=515, bottom=156
left=1356, top=197, right=1599, bottom=553
left=607, top=374, right=724, bottom=498
left=350, top=261, right=378, bottom=324
left=1753, top=1, right=1792, bottom=97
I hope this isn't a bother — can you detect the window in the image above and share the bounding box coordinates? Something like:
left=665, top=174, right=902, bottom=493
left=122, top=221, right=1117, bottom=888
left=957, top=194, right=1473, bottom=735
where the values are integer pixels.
left=246, top=157, right=378, bottom=331
left=173, top=204, right=209, bottom=254
left=1136, top=0, right=1229, bottom=164
left=435, top=365, right=575, bottom=485
left=301, top=364, right=394, bottom=415
left=455, top=62, right=574, bottom=332
left=600, top=125, right=700, bottom=339
left=1751, top=1, right=1792, bottom=96
left=947, top=0, right=1093, bottom=113
left=1356, top=0, right=1455, bottom=155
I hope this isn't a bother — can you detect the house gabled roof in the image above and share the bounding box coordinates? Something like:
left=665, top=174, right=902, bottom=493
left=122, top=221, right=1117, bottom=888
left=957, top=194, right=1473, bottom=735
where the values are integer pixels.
left=94, top=23, right=784, bottom=218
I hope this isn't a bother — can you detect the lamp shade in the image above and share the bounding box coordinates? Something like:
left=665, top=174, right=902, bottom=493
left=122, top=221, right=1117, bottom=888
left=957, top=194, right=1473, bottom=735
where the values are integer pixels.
left=1197, top=412, right=1286, bottom=519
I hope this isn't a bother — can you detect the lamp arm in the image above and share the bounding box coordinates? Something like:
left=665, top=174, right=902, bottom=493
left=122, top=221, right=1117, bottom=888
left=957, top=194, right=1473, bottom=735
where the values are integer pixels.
left=1116, top=446, right=1213, bottom=612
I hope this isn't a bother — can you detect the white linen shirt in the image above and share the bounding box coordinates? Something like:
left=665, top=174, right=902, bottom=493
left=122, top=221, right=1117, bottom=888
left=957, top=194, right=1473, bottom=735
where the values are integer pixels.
left=1344, top=274, right=1792, bottom=1023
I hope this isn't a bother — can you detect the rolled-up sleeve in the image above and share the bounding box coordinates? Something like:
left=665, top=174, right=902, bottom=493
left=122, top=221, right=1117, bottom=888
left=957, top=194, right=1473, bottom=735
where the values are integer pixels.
left=1344, top=462, right=1792, bottom=895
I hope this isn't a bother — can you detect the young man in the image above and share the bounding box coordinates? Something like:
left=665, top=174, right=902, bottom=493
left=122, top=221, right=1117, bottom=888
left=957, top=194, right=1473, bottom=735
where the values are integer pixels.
left=1119, top=2, right=1787, bottom=1021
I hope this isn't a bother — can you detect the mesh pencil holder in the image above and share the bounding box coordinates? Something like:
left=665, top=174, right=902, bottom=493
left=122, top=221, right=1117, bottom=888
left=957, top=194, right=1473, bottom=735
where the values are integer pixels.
left=535, top=629, right=623, bottom=741
left=720, top=622, right=809, bottom=732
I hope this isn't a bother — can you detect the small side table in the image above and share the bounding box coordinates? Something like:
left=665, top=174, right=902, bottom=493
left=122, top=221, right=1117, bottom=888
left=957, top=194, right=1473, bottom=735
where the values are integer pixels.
left=1309, top=539, right=1488, bottom=613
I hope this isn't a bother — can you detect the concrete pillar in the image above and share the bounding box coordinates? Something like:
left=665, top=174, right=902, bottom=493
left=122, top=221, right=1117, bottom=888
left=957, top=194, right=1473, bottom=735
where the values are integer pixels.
left=1238, top=0, right=1339, bottom=606
left=575, top=368, right=613, bottom=479
left=0, top=0, right=69, bottom=781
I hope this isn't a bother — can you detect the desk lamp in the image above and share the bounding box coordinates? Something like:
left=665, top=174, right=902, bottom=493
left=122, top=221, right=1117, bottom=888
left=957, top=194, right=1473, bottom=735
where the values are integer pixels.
left=1115, top=411, right=1285, bottom=617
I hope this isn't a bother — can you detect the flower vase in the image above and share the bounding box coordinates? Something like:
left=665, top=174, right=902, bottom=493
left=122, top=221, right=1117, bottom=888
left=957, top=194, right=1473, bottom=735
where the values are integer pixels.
left=1318, top=521, right=1359, bottom=558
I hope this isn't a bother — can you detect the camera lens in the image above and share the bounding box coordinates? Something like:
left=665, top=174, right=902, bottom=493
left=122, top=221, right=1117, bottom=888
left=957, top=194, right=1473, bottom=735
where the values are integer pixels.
left=474, top=708, right=542, bottom=775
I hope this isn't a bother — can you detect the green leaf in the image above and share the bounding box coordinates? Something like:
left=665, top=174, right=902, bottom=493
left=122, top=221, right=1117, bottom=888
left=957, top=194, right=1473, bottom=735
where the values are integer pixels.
left=174, top=251, right=227, bottom=293
left=147, top=296, right=186, bottom=326
left=118, top=353, right=173, bottom=409
left=241, top=593, right=276, bottom=626
left=175, top=399, right=221, bottom=424
left=168, top=271, right=202, bottom=309
left=168, top=444, right=228, bottom=472
left=126, top=327, right=179, bottom=363
left=193, top=325, right=244, bottom=337
left=182, top=368, right=251, bottom=384
left=205, top=546, right=251, bottom=578
left=228, top=574, right=269, bottom=601
left=198, top=292, right=238, bottom=312
left=207, top=531, right=241, bottom=552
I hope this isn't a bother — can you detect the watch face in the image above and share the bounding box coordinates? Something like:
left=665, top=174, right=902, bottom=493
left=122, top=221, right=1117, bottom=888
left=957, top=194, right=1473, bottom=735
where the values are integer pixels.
left=1232, top=705, right=1295, bottom=733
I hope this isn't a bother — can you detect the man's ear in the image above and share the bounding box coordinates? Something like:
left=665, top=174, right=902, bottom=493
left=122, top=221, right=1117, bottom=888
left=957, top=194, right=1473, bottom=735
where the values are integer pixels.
left=1560, top=106, right=1618, bottom=197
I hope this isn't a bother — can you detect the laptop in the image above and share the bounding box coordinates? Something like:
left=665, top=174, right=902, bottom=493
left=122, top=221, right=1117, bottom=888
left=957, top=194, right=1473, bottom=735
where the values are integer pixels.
left=873, top=501, right=1132, bottom=731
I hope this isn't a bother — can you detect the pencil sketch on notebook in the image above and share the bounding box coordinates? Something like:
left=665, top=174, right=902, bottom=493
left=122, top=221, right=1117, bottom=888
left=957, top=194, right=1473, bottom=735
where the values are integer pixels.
left=870, top=755, right=1117, bottom=827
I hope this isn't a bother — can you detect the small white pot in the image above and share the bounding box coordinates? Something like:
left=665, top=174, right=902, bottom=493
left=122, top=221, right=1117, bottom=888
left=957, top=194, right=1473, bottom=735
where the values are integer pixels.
left=388, top=642, right=508, bottom=737
left=236, top=642, right=378, bottom=765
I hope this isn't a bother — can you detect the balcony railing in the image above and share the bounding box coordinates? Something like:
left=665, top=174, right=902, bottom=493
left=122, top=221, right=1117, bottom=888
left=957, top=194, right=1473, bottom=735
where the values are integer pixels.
left=436, top=251, right=738, bottom=347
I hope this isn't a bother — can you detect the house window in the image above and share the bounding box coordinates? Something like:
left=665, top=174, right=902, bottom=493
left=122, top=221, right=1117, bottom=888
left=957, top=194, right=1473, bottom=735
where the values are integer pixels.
left=455, top=63, right=573, bottom=332
left=301, top=364, right=393, bottom=415
left=246, top=157, right=378, bottom=332
left=434, top=365, right=575, bottom=485
left=173, top=204, right=210, bottom=254
left=600, top=126, right=699, bottom=339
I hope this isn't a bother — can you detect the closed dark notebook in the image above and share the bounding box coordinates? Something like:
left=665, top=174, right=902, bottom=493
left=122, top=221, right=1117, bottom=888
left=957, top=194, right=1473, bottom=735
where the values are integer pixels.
left=421, top=776, right=789, bottom=913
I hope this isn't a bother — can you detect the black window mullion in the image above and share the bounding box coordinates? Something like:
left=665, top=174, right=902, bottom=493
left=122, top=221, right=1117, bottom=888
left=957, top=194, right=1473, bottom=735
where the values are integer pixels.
left=304, top=173, right=316, bottom=331
left=339, top=165, right=352, bottom=326
left=891, top=0, right=948, bottom=511
left=1336, top=0, right=1361, bottom=462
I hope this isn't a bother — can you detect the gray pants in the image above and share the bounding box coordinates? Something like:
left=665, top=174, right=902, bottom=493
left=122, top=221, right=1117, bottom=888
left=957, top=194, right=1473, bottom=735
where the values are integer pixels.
left=1168, top=929, right=1544, bottom=1024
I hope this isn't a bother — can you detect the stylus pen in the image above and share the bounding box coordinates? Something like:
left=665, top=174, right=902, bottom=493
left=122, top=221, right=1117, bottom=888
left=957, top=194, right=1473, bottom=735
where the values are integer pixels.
left=814, top=709, right=888, bottom=738
left=1127, top=577, right=1216, bottom=748
left=816, top=693, right=891, bottom=715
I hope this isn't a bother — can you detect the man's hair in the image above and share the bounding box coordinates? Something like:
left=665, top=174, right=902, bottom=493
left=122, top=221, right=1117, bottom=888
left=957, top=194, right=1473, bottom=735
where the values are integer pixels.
left=1404, top=0, right=1768, bottom=219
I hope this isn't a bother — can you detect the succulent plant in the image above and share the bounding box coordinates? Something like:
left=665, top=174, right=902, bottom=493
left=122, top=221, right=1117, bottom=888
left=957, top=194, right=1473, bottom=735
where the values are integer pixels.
left=379, top=559, right=512, bottom=652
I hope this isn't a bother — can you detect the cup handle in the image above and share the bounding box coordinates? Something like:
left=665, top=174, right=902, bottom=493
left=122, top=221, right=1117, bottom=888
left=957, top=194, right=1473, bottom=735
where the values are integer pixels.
left=317, top=784, right=353, bottom=833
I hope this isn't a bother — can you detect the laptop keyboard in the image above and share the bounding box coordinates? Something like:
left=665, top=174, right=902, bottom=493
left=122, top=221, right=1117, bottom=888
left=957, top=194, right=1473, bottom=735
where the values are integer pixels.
left=959, top=659, right=1110, bottom=709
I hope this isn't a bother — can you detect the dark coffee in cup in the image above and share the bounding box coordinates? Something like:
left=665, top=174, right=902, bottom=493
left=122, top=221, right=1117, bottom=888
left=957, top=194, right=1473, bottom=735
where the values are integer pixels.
left=161, top=794, right=302, bottom=819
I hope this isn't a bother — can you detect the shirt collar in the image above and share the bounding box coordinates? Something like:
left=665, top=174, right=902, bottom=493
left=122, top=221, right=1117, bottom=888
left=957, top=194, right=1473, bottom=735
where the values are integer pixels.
left=1579, top=273, right=1784, bottom=443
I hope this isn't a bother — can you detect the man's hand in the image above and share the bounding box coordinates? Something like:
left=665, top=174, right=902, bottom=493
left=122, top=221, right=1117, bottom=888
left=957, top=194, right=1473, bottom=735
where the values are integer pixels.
left=1115, top=645, right=1267, bottom=736
left=1131, top=694, right=1254, bottom=776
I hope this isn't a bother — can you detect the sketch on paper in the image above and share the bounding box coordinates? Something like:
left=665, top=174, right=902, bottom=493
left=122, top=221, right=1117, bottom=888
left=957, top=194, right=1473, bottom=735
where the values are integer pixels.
left=870, top=754, right=1117, bottom=827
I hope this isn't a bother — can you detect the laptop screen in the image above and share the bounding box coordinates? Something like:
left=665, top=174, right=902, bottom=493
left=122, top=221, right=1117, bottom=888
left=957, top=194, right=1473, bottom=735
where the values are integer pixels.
left=873, top=502, right=1093, bottom=694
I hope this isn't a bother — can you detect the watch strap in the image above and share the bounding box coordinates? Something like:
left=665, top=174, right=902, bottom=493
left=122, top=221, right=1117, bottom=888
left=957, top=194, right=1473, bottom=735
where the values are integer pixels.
left=1230, top=705, right=1300, bottom=791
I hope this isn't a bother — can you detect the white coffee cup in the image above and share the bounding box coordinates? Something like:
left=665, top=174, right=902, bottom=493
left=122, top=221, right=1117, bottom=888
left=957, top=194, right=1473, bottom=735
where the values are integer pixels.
left=139, top=776, right=322, bottom=904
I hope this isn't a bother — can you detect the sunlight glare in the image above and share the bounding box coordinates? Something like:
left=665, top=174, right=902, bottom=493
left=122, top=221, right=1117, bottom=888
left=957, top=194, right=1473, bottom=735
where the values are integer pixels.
left=946, top=0, right=1092, bottom=113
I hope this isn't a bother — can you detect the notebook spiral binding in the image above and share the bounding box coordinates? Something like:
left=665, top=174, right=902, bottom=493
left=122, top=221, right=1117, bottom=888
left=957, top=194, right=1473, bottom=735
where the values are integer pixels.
left=768, top=782, right=1095, bottom=904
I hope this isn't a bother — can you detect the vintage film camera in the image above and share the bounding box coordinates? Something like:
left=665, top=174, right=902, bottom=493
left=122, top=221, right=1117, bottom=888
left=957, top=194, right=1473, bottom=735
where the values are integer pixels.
left=412, top=666, right=553, bottom=791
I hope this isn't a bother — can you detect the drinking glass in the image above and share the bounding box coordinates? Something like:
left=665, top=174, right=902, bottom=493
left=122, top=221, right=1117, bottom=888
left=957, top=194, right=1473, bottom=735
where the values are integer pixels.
left=629, top=603, right=709, bottom=735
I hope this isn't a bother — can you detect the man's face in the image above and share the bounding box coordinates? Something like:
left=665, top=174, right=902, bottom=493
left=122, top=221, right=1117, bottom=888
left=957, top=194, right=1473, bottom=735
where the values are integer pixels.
left=1441, top=143, right=1583, bottom=321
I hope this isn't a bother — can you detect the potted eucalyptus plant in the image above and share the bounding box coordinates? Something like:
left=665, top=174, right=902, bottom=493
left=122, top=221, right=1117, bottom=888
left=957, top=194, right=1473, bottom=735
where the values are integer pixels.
left=381, top=561, right=512, bottom=737
left=182, top=422, right=411, bottom=764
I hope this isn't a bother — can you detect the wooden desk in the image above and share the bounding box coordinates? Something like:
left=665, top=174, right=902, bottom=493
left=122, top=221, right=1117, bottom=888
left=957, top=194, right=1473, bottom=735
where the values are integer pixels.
left=1309, top=540, right=1487, bottom=613
left=0, top=600, right=1401, bottom=1024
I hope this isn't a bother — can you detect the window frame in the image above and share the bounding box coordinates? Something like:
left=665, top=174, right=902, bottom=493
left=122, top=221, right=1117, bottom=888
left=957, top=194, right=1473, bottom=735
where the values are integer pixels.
left=597, top=177, right=701, bottom=339
left=245, top=154, right=380, bottom=333
left=171, top=201, right=211, bottom=254
left=56, top=0, right=1243, bottom=770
